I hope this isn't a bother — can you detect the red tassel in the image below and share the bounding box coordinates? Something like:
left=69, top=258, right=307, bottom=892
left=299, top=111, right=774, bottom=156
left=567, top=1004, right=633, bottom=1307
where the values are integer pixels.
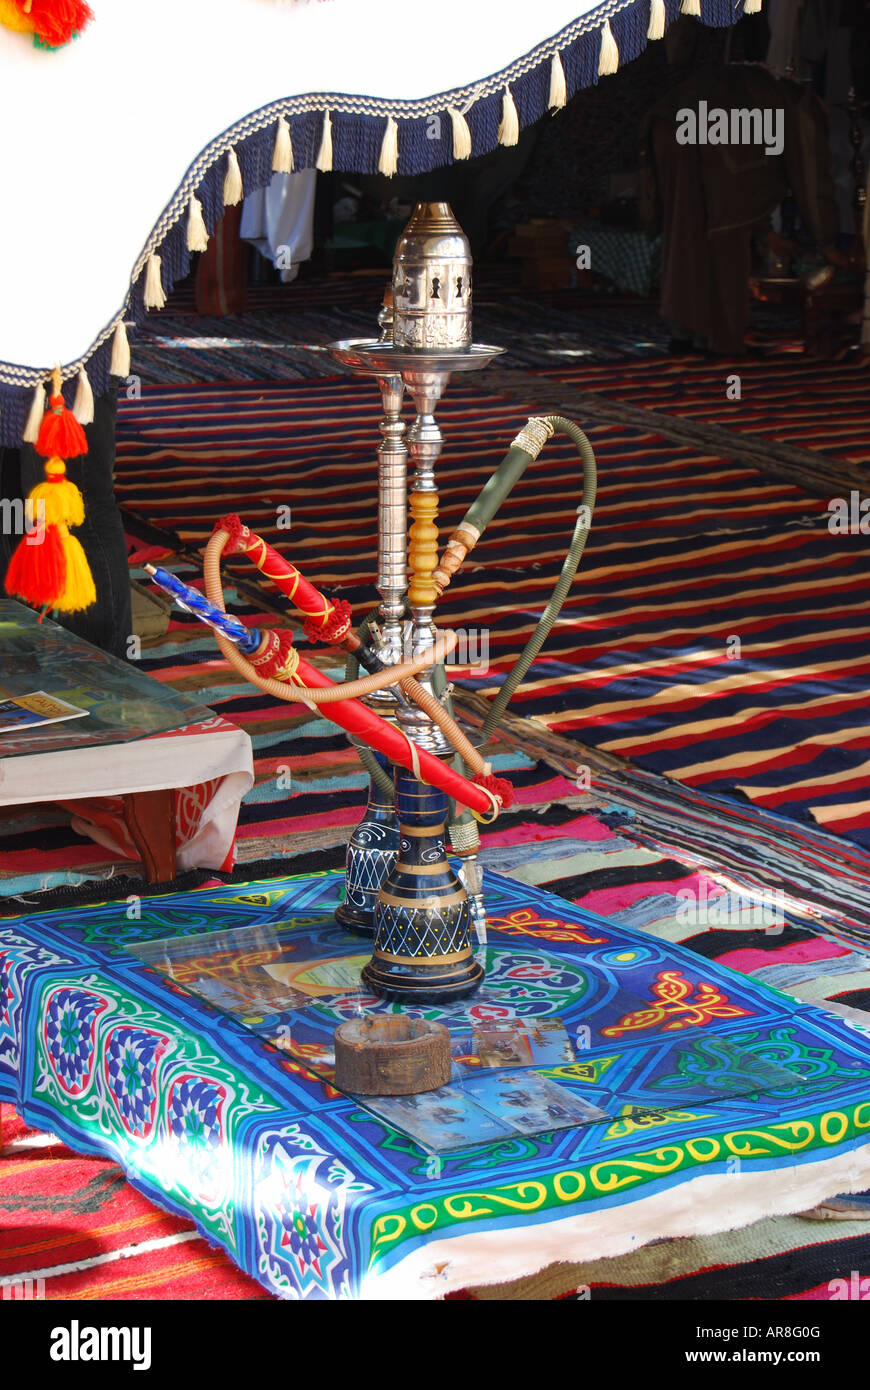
left=36, top=394, right=88, bottom=459
left=303, top=598, right=353, bottom=645
left=4, top=523, right=66, bottom=607
left=473, top=774, right=515, bottom=809
left=22, top=1, right=94, bottom=47
left=248, top=629, right=298, bottom=680
left=214, top=513, right=250, bottom=555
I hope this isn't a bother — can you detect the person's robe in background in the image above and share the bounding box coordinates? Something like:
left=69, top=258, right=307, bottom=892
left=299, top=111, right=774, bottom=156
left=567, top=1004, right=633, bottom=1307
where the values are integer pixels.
left=639, top=65, right=840, bottom=354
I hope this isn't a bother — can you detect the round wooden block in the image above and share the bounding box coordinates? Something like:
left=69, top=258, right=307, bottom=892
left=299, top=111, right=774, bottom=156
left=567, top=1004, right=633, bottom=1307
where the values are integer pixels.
left=333, top=1015, right=452, bottom=1095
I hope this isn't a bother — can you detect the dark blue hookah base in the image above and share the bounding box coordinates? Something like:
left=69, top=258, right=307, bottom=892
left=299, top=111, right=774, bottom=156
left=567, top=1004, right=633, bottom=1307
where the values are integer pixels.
left=335, top=751, right=399, bottom=936
left=362, top=765, right=484, bottom=1003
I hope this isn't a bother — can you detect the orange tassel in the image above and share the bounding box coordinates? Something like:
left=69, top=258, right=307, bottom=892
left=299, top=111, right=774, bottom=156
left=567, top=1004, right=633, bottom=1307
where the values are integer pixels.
left=36, top=393, right=88, bottom=459
left=21, top=1, right=94, bottom=47
left=4, top=523, right=66, bottom=607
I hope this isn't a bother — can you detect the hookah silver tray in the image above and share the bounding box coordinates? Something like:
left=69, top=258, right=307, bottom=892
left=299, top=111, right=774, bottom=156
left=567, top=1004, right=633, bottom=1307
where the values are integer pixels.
left=328, top=339, right=505, bottom=375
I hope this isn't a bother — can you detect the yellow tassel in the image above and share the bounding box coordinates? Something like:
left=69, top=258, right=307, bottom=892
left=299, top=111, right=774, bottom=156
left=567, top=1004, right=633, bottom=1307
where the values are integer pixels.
left=744, top=0, right=761, bottom=11
left=73, top=369, right=94, bottom=426
left=272, top=115, right=294, bottom=173
left=110, top=321, right=130, bottom=378
left=187, top=195, right=209, bottom=252
left=548, top=53, right=567, bottom=110
left=224, top=147, right=243, bottom=207
left=680, top=0, right=701, bottom=14
left=316, top=111, right=333, bottom=172
left=378, top=115, right=399, bottom=177
left=0, top=0, right=33, bottom=32
left=448, top=107, right=472, bottom=159
left=22, top=385, right=45, bottom=444
left=648, top=0, right=666, bottom=39
left=32, top=460, right=85, bottom=528
left=55, top=529, right=96, bottom=613
left=498, top=86, right=519, bottom=147
left=599, top=19, right=619, bottom=75
left=144, top=255, right=166, bottom=310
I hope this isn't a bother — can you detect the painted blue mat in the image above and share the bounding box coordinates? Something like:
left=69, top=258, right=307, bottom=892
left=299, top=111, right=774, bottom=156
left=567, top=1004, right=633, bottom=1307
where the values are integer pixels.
left=2, top=870, right=870, bottom=1298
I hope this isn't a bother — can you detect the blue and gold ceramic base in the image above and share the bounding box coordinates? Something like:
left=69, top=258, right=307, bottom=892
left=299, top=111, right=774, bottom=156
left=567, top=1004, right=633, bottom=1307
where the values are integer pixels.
left=363, top=766, right=483, bottom=1002
left=335, top=752, right=399, bottom=936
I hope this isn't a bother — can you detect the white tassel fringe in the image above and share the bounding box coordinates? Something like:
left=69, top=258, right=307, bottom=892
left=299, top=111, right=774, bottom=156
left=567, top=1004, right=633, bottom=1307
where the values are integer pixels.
left=224, top=147, right=243, bottom=206
left=648, top=0, right=666, bottom=40
left=548, top=52, right=567, bottom=110
left=498, top=86, right=519, bottom=147
left=744, top=0, right=762, bottom=11
left=448, top=108, right=472, bottom=160
left=22, top=385, right=45, bottom=444
left=110, top=321, right=131, bottom=378
left=144, top=255, right=166, bottom=310
left=272, top=115, right=294, bottom=173
left=73, top=368, right=94, bottom=426
left=316, top=111, right=333, bottom=172
left=681, top=0, right=702, bottom=15
left=378, top=115, right=399, bottom=177
left=187, top=196, right=209, bottom=253
left=598, top=19, right=619, bottom=75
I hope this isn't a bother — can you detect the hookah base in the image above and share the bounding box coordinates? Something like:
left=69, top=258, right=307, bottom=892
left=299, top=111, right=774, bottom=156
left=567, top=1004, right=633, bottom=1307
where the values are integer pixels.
left=361, top=950, right=484, bottom=1005
left=334, top=902, right=376, bottom=936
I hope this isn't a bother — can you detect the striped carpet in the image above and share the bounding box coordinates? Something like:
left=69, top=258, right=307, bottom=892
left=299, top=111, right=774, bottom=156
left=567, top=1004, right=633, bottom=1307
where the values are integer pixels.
left=113, top=363, right=870, bottom=849
left=542, top=350, right=870, bottom=471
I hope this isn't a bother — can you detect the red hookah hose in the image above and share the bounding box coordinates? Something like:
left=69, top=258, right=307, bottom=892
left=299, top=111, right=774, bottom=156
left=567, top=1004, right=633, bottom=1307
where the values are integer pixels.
left=202, top=532, right=500, bottom=819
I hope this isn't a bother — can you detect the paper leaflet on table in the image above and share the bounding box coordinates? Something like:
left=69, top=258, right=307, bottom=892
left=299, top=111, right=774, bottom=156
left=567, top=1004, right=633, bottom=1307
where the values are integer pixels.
left=0, top=690, right=88, bottom=732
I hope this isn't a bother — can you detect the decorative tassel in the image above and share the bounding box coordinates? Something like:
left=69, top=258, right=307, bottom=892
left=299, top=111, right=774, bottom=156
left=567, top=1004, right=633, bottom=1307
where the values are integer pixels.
left=316, top=111, right=333, bottom=172
left=598, top=19, right=619, bottom=75
left=18, top=1, right=94, bottom=48
left=378, top=115, right=399, bottom=177
left=473, top=773, right=515, bottom=810
left=187, top=195, right=209, bottom=252
left=4, top=368, right=96, bottom=615
left=144, top=254, right=166, bottom=310
left=110, top=321, right=130, bottom=378
left=498, top=86, right=519, bottom=147
left=73, top=368, right=94, bottom=426
left=448, top=107, right=472, bottom=160
left=4, top=521, right=66, bottom=608
left=3, top=459, right=95, bottom=614
left=54, top=527, right=96, bottom=612
left=680, top=0, right=701, bottom=14
left=648, top=0, right=666, bottom=40
left=22, top=385, right=45, bottom=444
left=223, top=147, right=243, bottom=207
left=272, top=115, right=294, bottom=173
left=744, top=0, right=762, bottom=11
left=548, top=52, right=567, bottom=110
left=36, top=375, right=87, bottom=458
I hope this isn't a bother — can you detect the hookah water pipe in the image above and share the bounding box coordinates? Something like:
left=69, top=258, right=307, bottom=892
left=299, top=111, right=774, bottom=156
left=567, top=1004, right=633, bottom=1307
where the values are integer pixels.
left=150, top=202, right=599, bottom=1007
left=328, top=203, right=598, bottom=1004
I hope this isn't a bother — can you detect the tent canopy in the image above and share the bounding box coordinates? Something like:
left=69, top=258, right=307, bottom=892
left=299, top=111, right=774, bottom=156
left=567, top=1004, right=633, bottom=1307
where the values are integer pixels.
left=0, top=0, right=747, bottom=441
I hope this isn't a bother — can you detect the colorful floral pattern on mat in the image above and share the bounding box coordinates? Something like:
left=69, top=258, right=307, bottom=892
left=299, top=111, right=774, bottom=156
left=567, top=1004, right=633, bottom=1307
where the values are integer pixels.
left=3, top=870, right=870, bottom=1299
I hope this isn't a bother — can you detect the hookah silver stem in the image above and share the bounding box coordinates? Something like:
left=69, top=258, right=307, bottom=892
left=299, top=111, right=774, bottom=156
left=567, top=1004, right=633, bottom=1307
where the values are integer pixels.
left=373, top=371, right=408, bottom=677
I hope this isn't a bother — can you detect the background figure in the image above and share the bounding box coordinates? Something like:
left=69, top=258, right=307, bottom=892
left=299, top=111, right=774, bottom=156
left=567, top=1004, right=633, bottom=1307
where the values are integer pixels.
left=0, top=386, right=132, bottom=659
left=640, top=63, right=841, bottom=354
left=241, top=169, right=317, bottom=282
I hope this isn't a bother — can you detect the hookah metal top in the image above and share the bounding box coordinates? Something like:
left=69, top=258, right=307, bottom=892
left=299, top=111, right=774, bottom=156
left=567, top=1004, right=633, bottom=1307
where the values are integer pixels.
left=392, top=202, right=473, bottom=352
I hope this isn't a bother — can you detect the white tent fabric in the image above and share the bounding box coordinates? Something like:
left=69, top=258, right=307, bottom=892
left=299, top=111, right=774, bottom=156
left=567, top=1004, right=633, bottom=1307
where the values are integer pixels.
left=0, top=0, right=746, bottom=437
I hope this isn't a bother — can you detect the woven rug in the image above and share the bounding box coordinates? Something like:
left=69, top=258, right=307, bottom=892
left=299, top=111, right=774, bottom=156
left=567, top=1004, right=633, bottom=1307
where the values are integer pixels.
left=111, top=364, right=870, bottom=850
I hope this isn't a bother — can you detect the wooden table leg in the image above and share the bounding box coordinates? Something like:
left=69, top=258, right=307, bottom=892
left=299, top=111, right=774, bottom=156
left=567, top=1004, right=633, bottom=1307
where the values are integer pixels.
left=122, top=789, right=176, bottom=883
